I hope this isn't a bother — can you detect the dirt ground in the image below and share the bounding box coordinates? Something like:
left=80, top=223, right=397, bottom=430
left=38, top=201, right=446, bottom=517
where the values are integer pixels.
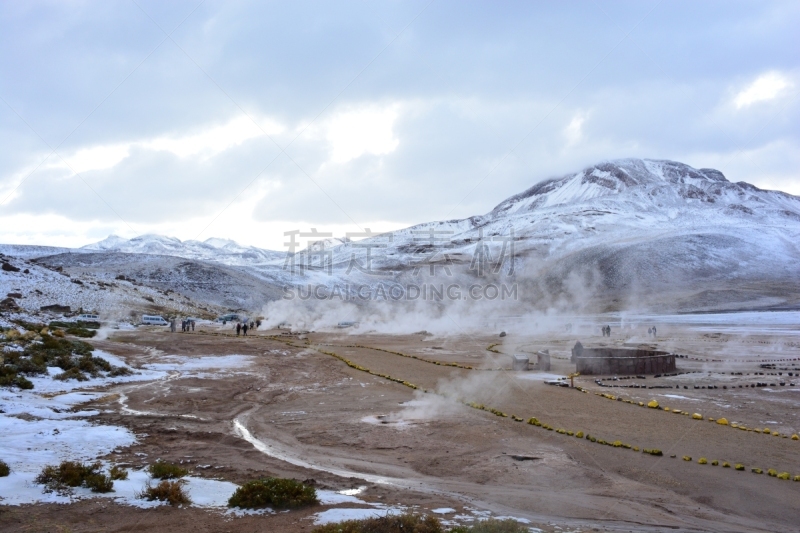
left=2, top=322, right=799, bottom=532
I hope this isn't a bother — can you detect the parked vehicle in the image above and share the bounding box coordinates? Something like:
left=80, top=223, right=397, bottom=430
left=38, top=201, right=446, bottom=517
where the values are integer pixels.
left=141, top=315, right=169, bottom=326
left=78, top=313, right=99, bottom=320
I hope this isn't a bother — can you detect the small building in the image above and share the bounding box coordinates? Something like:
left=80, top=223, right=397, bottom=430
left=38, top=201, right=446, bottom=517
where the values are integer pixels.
left=512, top=354, right=529, bottom=371
left=571, top=341, right=584, bottom=363
left=535, top=350, right=551, bottom=371
left=574, top=345, right=676, bottom=375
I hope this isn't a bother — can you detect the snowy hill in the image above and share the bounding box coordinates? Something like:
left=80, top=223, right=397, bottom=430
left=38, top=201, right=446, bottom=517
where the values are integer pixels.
left=489, top=159, right=800, bottom=220
left=81, top=234, right=284, bottom=266
left=3, top=158, right=800, bottom=315
left=296, top=159, right=800, bottom=312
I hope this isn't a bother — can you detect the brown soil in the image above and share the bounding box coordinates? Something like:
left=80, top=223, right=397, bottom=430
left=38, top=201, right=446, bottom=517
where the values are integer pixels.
left=2, top=325, right=799, bottom=532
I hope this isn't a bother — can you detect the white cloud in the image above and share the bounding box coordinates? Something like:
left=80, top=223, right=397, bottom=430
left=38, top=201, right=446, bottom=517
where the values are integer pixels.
left=53, top=116, right=281, bottom=178
left=734, top=71, right=793, bottom=109
left=143, top=115, right=279, bottom=159
left=563, top=112, right=586, bottom=146
left=66, top=144, right=131, bottom=174
left=682, top=139, right=800, bottom=196
left=326, top=105, right=400, bottom=164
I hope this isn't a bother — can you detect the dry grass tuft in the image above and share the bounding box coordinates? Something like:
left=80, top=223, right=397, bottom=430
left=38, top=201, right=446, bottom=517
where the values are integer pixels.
left=148, top=460, right=188, bottom=479
left=109, top=465, right=128, bottom=480
left=228, top=477, right=317, bottom=509
left=138, top=480, right=191, bottom=506
left=34, top=460, right=114, bottom=494
left=312, top=512, right=443, bottom=533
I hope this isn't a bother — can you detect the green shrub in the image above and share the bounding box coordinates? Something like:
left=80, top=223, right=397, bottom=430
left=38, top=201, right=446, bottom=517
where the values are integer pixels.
left=109, top=465, right=128, bottom=480
left=54, top=367, right=88, bottom=381
left=13, top=320, right=45, bottom=332
left=312, top=512, right=442, bottom=533
left=149, top=461, right=188, bottom=479
left=15, top=375, right=34, bottom=389
left=85, top=473, right=114, bottom=493
left=109, top=365, right=133, bottom=377
left=139, top=480, right=191, bottom=506
left=0, top=366, right=34, bottom=389
left=450, top=518, right=531, bottom=533
left=0, top=460, right=9, bottom=477
left=34, top=461, right=113, bottom=493
left=1, top=334, right=129, bottom=389
left=64, top=327, right=96, bottom=338
left=228, top=478, right=317, bottom=509
left=50, top=320, right=101, bottom=330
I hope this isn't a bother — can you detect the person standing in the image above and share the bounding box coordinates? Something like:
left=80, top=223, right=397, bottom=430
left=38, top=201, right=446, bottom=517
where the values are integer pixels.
left=170, top=318, right=176, bottom=333
left=236, top=322, right=241, bottom=336
left=191, top=320, right=195, bottom=332
left=243, top=323, right=249, bottom=336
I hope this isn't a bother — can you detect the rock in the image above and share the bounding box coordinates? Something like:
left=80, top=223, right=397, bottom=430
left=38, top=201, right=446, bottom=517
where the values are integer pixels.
left=40, top=304, right=72, bottom=313
left=0, top=297, right=19, bottom=311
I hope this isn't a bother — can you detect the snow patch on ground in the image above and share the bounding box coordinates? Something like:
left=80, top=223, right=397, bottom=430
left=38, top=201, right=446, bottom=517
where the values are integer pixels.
left=0, top=350, right=255, bottom=508
left=317, top=489, right=369, bottom=505
left=661, top=394, right=701, bottom=401
left=142, top=355, right=254, bottom=374
left=516, top=373, right=566, bottom=382
left=313, top=507, right=403, bottom=525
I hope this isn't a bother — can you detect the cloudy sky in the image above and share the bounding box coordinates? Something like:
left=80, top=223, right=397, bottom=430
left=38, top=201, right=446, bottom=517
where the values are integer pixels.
left=1, top=0, right=798, bottom=250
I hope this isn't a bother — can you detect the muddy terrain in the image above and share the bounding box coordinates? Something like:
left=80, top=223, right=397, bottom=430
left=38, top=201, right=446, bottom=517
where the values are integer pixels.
left=2, top=321, right=799, bottom=532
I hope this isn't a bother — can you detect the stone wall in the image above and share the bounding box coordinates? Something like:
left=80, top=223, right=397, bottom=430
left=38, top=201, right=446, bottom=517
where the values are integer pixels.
left=575, top=347, right=675, bottom=375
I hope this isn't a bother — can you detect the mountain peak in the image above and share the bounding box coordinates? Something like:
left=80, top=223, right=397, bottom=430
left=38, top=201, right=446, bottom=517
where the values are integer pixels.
left=489, top=158, right=750, bottom=216
left=81, top=234, right=129, bottom=250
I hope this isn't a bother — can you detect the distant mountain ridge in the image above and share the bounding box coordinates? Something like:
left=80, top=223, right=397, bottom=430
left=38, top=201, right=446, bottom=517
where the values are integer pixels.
left=489, top=158, right=799, bottom=220
left=5, top=158, right=800, bottom=313
left=81, top=234, right=284, bottom=266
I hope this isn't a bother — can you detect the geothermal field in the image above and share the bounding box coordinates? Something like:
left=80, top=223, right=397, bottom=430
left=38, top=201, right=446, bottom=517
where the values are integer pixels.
left=1, top=309, right=799, bottom=532
left=2, top=160, right=800, bottom=532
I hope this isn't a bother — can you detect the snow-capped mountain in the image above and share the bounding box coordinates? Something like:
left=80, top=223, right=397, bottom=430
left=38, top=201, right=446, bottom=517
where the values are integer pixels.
left=290, top=158, right=800, bottom=312
left=5, top=158, right=800, bottom=314
left=82, top=234, right=284, bottom=266
left=489, top=158, right=800, bottom=220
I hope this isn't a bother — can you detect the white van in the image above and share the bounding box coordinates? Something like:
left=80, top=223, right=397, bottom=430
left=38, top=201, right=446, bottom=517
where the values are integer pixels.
left=78, top=313, right=99, bottom=320
left=142, top=315, right=169, bottom=326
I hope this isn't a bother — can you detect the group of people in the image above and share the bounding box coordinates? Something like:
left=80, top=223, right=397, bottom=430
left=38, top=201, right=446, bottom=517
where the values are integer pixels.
left=169, top=318, right=196, bottom=332
left=598, top=325, right=658, bottom=337
left=235, top=320, right=261, bottom=336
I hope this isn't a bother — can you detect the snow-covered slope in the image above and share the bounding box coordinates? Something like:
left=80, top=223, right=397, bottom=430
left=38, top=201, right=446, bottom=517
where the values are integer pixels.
left=82, top=235, right=283, bottom=266
left=3, top=158, right=800, bottom=314
left=490, top=159, right=800, bottom=220
left=0, top=252, right=217, bottom=319
left=290, top=159, right=800, bottom=312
